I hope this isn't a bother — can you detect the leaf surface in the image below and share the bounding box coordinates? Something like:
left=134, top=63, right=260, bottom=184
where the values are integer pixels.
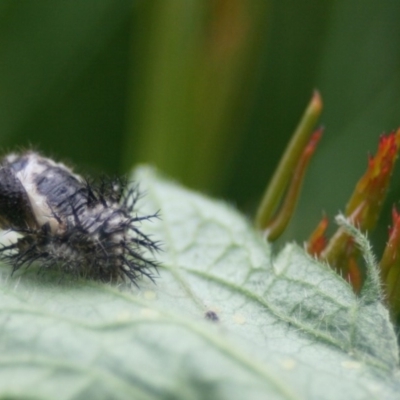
left=0, top=167, right=399, bottom=400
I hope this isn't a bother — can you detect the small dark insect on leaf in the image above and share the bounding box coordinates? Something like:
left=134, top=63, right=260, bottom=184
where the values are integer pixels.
left=205, top=310, right=219, bottom=322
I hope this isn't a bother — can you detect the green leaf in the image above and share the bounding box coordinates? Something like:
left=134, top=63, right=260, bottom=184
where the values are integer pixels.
left=0, top=167, right=399, bottom=400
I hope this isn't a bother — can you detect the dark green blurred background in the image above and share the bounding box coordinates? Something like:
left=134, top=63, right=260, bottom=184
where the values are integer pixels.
left=0, top=1, right=400, bottom=251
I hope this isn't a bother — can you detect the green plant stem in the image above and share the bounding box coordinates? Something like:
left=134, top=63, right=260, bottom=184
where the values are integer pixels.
left=265, top=129, right=322, bottom=241
left=255, top=91, right=322, bottom=230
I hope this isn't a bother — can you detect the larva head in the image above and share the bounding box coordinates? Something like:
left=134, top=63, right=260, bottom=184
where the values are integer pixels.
left=0, top=166, right=37, bottom=230
left=1, top=152, right=86, bottom=234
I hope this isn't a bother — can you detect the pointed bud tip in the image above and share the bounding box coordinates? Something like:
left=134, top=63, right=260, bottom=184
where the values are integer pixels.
left=311, top=90, right=323, bottom=112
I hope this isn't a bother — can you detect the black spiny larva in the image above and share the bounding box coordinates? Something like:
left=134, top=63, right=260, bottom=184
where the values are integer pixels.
left=0, top=151, right=160, bottom=284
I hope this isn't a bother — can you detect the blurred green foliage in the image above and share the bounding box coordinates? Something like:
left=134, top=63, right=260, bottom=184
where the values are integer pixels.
left=0, top=0, right=400, bottom=251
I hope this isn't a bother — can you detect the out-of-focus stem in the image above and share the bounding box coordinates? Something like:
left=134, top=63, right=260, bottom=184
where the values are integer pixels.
left=265, top=128, right=323, bottom=241
left=380, top=207, right=400, bottom=319
left=306, top=214, right=329, bottom=256
left=255, top=90, right=322, bottom=232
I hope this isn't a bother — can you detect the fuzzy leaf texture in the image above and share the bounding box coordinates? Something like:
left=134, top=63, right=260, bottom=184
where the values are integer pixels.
left=0, top=166, right=399, bottom=400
